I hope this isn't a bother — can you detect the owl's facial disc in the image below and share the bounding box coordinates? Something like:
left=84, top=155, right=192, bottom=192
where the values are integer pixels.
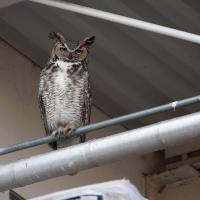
left=50, top=32, right=95, bottom=62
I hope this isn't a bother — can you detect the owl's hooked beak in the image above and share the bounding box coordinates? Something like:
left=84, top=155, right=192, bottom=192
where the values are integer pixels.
left=68, top=53, right=73, bottom=60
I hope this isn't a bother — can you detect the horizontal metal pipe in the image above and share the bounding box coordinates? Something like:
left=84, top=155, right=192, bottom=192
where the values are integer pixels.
left=0, top=95, right=200, bottom=155
left=0, top=0, right=24, bottom=8
left=29, top=0, right=200, bottom=44
left=1, top=112, right=200, bottom=191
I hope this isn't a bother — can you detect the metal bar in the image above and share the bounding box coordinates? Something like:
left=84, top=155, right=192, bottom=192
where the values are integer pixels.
left=0, top=95, right=200, bottom=156
left=29, top=0, right=200, bottom=45
left=1, top=111, right=200, bottom=191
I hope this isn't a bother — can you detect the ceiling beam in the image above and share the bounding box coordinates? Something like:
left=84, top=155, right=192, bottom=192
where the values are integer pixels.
left=29, top=0, right=200, bottom=44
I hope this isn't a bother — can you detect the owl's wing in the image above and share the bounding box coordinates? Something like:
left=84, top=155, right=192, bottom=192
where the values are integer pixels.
left=39, top=93, right=50, bottom=136
left=38, top=72, right=50, bottom=136
left=39, top=91, right=57, bottom=149
left=83, top=81, right=92, bottom=126
left=38, top=94, right=49, bottom=135
left=80, top=81, right=92, bottom=142
left=39, top=72, right=57, bottom=150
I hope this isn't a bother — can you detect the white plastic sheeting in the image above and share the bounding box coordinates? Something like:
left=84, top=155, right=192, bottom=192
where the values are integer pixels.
left=30, top=179, right=147, bottom=200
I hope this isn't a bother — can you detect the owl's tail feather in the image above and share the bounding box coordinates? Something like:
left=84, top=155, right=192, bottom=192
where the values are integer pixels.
left=48, top=132, right=86, bottom=150
left=48, top=130, right=58, bottom=150
left=48, top=141, right=57, bottom=150
left=80, top=134, right=86, bottom=143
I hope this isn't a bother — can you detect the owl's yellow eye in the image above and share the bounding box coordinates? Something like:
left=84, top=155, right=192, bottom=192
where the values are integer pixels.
left=75, top=49, right=83, bottom=54
left=59, top=47, right=67, bottom=52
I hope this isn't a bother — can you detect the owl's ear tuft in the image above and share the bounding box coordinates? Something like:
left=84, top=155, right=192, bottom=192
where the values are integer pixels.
left=48, top=32, right=66, bottom=44
left=80, top=36, right=95, bottom=48
left=84, top=36, right=95, bottom=46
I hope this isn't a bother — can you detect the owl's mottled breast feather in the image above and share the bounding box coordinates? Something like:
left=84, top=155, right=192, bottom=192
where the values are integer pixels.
left=39, top=60, right=91, bottom=135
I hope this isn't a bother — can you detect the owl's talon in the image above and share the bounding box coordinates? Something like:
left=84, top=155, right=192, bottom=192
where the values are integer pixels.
left=51, top=131, right=63, bottom=140
left=58, top=133, right=63, bottom=140
left=52, top=131, right=59, bottom=137
left=65, top=128, right=73, bottom=135
left=52, top=128, right=74, bottom=140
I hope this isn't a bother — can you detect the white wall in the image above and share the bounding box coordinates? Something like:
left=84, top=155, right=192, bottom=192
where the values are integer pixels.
left=0, top=39, right=160, bottom=199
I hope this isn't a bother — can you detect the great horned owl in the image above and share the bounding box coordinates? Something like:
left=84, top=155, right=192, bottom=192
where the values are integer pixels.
left=39, top=32, right=95, bottom=150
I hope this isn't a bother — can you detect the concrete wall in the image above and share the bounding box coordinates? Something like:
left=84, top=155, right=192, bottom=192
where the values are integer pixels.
left=0, top=39, right=160, bottom=199
left=158, top=177, right=200, bottom=200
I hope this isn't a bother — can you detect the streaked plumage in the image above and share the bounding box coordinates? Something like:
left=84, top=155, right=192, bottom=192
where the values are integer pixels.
left=39, top=32, right=95, bottom=150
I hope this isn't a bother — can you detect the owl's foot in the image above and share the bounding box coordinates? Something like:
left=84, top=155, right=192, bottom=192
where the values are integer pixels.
left=52, top=128, right=73, bottom=140
left=63, top=128, right=73, bottom=138
left=80, top=134, right=86, bottom=143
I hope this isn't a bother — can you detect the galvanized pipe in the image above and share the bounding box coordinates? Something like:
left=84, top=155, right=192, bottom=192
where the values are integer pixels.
left=0, top=95, right=200, bottom=155
left=0, top=112, right=200, bottom=191
left=29, top=0, right=200, bottom=45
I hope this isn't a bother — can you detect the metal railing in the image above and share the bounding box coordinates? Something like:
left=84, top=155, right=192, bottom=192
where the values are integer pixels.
left=0, top=95, right=200, bottom=156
